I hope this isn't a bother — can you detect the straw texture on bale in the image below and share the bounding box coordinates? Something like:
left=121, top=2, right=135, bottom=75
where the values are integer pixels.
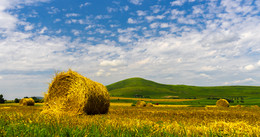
left=42, top=69, right=110, bottom=115
left=216, top=99, right=229, bottom=107
left=19, top=98, right=35, bottom=106
left=146, top=103, right=153, bottom=107
left=136, top=101, right=146, bottom=107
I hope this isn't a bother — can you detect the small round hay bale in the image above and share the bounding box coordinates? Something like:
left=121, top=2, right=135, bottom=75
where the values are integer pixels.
left=136, top=101, right=146, bottom=107
left=42, top=69, right=110, bottom=115
left=252, top=105, right=259, bottom=109
left=216, top=99, right=229, bottom=107
left=236, top=105, right=242, bottom=108
left=146, top=103, right=153, bottom=107
left=19, top=98, right=35, bottom=106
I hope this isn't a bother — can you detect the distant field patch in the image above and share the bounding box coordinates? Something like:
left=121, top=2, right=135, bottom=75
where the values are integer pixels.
left=153, top=105, right=190, bottom=107
left=110, top=103, right=132, bottom=106
left=110, top=97, right=197, bottom=102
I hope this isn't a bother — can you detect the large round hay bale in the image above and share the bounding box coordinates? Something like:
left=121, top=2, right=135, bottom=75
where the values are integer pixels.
left=216, top=99, right=229, bottom=107
left=136, top=101, right=146, bottom=107
left=42, top=69, right=110, bottom=115
left=19, top=98, right=35, bottom=106
left=146, top=103, right=153, bottom=107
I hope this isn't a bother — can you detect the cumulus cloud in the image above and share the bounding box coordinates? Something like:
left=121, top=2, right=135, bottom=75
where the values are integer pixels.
left=137, top=10, right=146, bottom=16
left=224, top=78, right=256, bottom=85
left=145, top=15, right=165, bottom=22
left=171, top=0, right=186, bottom=6
left=244, top=64, right=255, bottom=71
left=39, top=26, right=47, bottom=34
left=127, top=18, right=137, bottom=24
left=129, top=0, right=143, bottom=5
left=24, top=24, right=34, bottom=31
left=71, top=29, right=80, bottom=36
left=80, top=2, right=90, bottom=8
left=0, top=10, right=18, bottom=30
left=100, top=60, right=125, bottom=67
left=65, top=13, right=80, bottom=17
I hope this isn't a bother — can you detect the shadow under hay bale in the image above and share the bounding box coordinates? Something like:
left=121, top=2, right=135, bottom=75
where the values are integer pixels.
left=42, top=69, right=110, bottom=115
left=19, top=98, right=35, bottom=106
left=216, top=99, right=229, bottom=107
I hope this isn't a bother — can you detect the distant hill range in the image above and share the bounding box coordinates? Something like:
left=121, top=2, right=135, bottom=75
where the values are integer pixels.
left=106, top=77, right=260, bottom=99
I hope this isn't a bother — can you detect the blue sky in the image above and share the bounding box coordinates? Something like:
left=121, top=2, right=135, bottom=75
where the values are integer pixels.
left=0, top=0, right=260, bottom=99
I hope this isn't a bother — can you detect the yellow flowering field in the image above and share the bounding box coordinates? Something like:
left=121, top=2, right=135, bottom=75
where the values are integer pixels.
left=0, top=103, right=260, bottom=136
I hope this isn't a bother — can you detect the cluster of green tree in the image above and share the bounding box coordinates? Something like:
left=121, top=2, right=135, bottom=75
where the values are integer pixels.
left=13, top=96, right=44, bottom=103
left=207, top=96, right=245, bottom=104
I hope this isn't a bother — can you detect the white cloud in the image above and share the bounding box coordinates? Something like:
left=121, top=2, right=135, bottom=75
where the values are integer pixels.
left=257, top=60, right=260, bottom=66
left=136, top=58, right=150, bottom=65
left=127, top=18, right=137, bottom=24
left=0, top=10, right=18, bottom=30
left=47, top=7, right=60, bottom=14
left=244, top=64, right=255, bottom=71
left=71, top=29, right=80, bottom=36
left=129, top=0, right=143, bottom=5
left=199, top=73, right=212, bottom=79
left=150, top=5, right=162, bottom=14
left=95, top=15, right=111, bottom=20
left=54, top=18, right=61, bottom=23
left=224, top=78, right=256, bottom=85
left=160, top=23, right=169, bottom=28
left=0, top=76, right=3, bottom=80
left=80, top=2, right=90, bottom=8
left=145, top=15, right=165, bottom=22
left=107, top=7, right=117, bottom=13
left=170, top=9, right=185, bottom=19
left=137, top=10, right=146, bottom=16
left=121, top=6, right=129, bottom=12
left=118, top=34, right=133, bottom=43
left=201, top=66, right=218, bottom=71
left=38, top=26, right=47, bottom=34
left=150, top=23, right=159, bottom=28
left=96, top=69, right=104, bottom=76
left=171, top=0, right=186, bottom=6
left=24, top=24, right=34, bottom=31
left=100, top=60, right=125, bottom=67
left=66, top=13, right=80, bottom=17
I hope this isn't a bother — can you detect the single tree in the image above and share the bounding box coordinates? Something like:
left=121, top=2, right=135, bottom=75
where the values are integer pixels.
left=14, top=98, right=20, bottom=103
left=0, top=94, right=5, bottom=103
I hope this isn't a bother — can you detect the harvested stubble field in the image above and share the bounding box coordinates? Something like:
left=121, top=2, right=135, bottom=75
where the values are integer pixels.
left=0, top=103, right=260, bottom=137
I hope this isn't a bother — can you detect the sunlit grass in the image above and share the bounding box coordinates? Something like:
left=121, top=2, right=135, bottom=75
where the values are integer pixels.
left=1, top=103, right=260, bottom=136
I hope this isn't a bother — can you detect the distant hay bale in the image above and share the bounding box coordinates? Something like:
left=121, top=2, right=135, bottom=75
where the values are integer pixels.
left=136, top=101, right=146, bottom=107
left=146, top=103, right=153, bottom=107
left=236, top=105, right=242, bottom=108
left=19, top=98, right=35, bottom=106
left=216, top=99, right=229, bottom=107
left=42, top=69, right=110, bottom=115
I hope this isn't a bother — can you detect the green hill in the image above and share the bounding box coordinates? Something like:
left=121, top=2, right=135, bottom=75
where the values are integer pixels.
left=106, top=77, right=260, bottom=99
